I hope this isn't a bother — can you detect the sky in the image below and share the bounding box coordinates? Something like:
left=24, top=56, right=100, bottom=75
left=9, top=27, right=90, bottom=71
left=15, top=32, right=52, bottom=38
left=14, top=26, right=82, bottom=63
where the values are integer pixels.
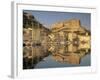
left=24, top=10, right=91, bottom=31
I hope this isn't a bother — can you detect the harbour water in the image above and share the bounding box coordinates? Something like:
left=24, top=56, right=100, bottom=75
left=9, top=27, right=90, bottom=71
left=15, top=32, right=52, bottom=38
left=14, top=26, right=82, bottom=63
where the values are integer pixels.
left=34, top=54, right=90, bottom=69
left=23, top=45, right=91, bottom=69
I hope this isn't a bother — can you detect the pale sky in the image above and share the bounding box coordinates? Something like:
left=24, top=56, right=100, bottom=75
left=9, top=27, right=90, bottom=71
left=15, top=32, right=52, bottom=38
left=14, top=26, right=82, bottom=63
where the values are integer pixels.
left=24, top=10, right=91, bottom=31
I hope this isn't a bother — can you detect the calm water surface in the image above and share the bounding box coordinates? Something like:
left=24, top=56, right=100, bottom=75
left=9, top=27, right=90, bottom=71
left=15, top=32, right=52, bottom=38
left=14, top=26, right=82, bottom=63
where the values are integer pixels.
left=23, top=45, right=91, bottom=69
left=34, top=54, right=90, bottom=68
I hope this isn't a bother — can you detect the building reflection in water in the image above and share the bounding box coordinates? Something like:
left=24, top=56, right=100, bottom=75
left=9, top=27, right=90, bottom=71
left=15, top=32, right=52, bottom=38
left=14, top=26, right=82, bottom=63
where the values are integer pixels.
left=49, top=43, right=90, bottom=65
left=23, top=12, right=91, bottom=69
left=23, top=46, right=50, bottom=69
left=48, top=19, right=91, bottom=65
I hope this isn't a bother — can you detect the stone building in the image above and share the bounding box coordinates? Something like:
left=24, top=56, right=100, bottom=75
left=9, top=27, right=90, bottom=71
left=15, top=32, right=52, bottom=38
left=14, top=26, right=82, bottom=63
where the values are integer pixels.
left=23, top=12, right=51, bottom=69
left=48, top=19, right=91, bottom=55
left=23, top=12, right=50, bottom=47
